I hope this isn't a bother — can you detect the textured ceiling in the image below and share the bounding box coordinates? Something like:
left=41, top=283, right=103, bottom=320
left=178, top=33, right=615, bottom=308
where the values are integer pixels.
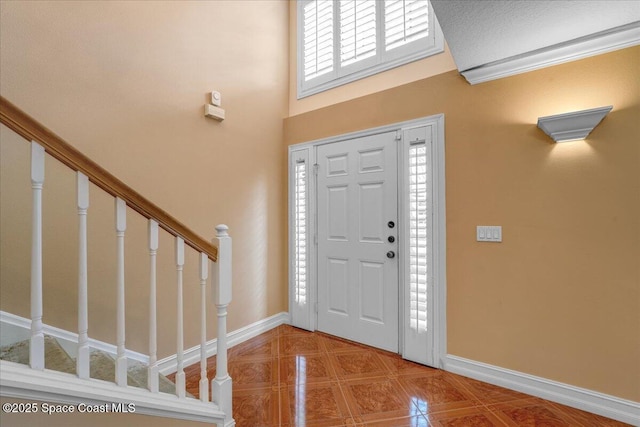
left=431, top=0, right=640, bottom=72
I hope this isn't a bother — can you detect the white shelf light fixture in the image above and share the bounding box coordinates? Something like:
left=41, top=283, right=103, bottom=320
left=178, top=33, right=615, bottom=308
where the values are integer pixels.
left=537, top=105, right=613, bottom=142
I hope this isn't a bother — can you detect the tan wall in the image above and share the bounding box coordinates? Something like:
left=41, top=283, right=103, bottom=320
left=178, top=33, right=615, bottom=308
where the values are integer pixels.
left=284, top=47, right=640, bottom=401
left=0, top=0, right=289, bottom=357
left=0, top=397, right=208, bottom=427
left=2, top=0, right=638, bottom=406
left=288, top=0, right=457, bottom=116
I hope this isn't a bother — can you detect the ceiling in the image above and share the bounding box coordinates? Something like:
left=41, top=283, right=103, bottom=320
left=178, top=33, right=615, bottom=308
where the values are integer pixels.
left=431, top=0, right=640, bottom=82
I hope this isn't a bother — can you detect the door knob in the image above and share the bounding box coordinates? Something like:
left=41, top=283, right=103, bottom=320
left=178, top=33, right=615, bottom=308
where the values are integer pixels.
left=387, top=221, right=395, bottom=228
left=386, top=251, right=395, bottom=259
left=388, top=236, right=395, bottom=243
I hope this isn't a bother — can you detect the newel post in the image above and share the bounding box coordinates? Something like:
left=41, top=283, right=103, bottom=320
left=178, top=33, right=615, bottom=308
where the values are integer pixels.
left=212, top=224, right=234, bottom=427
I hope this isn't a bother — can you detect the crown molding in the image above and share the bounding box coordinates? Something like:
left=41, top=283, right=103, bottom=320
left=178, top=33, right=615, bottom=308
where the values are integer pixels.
left=461, top=21, right=640, bottom=85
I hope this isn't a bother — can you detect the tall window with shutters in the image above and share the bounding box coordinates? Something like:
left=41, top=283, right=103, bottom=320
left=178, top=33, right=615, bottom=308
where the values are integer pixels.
left=298, top=0, right=443, bottom=98
left=401, top=125, right=436, bottom=367
left=294, top=160, right=308, bottom=306
left=289, top=147, right=313, bottom=331
left=408, top=142, right=428, bottom=332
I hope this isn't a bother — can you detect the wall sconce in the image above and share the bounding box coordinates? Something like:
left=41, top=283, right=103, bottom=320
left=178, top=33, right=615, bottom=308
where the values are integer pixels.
left=537, top=106, right=612, bottom=142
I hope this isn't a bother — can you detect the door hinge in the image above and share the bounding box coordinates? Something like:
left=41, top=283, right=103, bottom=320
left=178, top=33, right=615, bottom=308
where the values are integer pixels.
left=313, top=163, right=319, bottom=176
left=395, top=130, right=402, bottom=141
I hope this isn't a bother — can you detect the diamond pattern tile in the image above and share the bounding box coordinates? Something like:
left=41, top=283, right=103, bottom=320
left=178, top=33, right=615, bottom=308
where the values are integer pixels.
left=179, top=325, right=633, bottom=427
left=281, top=381, right=352, bottom=426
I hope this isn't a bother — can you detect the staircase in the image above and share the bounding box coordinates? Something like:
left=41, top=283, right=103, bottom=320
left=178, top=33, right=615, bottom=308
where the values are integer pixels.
left=0, top=97, right=234, bottom=426
left=1, top=334, right=183, bottom=395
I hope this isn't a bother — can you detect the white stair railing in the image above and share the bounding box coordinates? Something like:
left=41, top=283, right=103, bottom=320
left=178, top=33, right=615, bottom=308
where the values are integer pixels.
left=148, top=219, right=159, bottom=393
left=115, top=197, right=128, bottom=387
left=213, top=224, right=233, bottom=426
left=29, top=142, right=45, bottom=371
left=175, top=236, right=186, bottom=398
left=199, top=252, right=209, bottom=402
left=76, top=172, right=90, bottom=379
left=1, top=95, right=234, bottom=426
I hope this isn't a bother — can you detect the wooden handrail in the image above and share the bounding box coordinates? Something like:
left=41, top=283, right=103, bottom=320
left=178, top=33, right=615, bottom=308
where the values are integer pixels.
left=0, top=96, right=218, bottom=262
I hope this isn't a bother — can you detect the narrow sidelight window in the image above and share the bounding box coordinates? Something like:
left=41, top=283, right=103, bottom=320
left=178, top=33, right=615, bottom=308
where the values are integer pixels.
left=408, top=142, right=428, bottom=332
left=294, top=160, right=308, bottom=305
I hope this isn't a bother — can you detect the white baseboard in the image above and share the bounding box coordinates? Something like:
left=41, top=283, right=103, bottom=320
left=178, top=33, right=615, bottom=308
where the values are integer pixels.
left=444, top=354, right=640, bottom=426
left=0, top=311, right=148, bottom=364
left=1, top=310, right=289, bottom=376
left=1, top=310, right=290, bottom=376
left=158, top=312, right=290, bottom=376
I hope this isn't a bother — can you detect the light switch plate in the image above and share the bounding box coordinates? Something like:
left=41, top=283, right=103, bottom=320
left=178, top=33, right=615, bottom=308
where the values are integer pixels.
left=477, top=226, right=502, bottom=242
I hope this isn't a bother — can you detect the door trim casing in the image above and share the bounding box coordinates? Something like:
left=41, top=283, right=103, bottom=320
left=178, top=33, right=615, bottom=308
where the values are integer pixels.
left=288, top=114, right=447, bottom=368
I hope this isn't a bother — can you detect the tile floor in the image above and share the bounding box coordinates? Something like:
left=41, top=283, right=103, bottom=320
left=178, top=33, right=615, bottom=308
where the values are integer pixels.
left=175, top=325, right=630, bottom=427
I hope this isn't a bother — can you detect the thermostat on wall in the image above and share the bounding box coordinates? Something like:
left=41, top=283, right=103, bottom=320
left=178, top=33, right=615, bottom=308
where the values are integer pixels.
left=211, top=91, right=222, bottom=106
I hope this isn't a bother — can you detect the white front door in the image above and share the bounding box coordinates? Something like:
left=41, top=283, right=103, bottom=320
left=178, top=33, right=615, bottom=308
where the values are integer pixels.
left=316, top=131, right=398, bottom=352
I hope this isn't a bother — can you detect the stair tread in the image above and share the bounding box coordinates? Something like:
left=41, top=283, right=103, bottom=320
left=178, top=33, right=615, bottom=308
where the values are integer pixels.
left=1, top=336, right=188, bottom=397
left=0, top=336, right=75, bottom=374
left=126, top=359, right=186, bottom=395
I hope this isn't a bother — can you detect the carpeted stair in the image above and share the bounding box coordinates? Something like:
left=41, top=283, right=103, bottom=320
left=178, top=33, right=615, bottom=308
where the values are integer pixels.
left=0, top=335, right=76, bottom=374
left=0, top=335, right=184, bottom=396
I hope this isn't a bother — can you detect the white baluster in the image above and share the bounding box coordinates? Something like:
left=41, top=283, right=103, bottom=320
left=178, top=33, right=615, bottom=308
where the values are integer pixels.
left=115, top=198, right=127, bottom=386
left=212, top=225, right=233, bottom=425
left=175, top=237, right=186, bottom=398
left=30, top=142, right=45, bottom=371
left=76, top=172, right=90, bottom=379
left=148, top=220, right=159, bottom=393
left=199, top=252, right=209, bottom=402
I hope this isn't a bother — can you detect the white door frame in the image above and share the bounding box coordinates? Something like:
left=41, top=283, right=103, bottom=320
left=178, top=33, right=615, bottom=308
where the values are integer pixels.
left=288, top=114, right=447, bottom=368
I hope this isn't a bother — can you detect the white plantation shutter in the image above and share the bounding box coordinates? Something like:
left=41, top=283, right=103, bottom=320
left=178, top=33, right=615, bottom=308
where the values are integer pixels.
left=298, top=0, right=442, bottom=97
left=385, top=0, right=429, bottom=51
left=303, top=0, right=334, bottom=81
left=290, top=148, right=312, bottom=331
left=294, top=160, right=308, bottom=305
left=408, top=142, right=428, bottom=332
left=402, top=126, right=435, bottom=366
left=339, top=0, right=377, bottom=66
left=297, top=0, right=444, bottom=98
